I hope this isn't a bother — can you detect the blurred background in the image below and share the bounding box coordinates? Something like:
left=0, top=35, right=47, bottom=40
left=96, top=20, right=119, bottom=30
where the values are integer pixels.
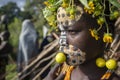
left=0, top=0, right=48, bottom=79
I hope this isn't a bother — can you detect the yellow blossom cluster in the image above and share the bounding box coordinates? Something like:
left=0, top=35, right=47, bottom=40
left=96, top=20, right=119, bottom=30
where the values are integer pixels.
left=103, top=33, right=113, bottom=43
left=84, top=1, right=95, bottom=14
left=89, top=29, right=99, bottom=40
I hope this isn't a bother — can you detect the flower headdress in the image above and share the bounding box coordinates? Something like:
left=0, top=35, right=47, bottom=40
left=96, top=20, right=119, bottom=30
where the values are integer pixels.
left=43, top=0, right=120, bottom=43
left=43, top=1, right=120, bottom=80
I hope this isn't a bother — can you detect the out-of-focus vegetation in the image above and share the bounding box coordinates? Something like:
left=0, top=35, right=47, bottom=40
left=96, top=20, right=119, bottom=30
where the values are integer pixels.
left=6, top=63, right=17, bottom=80
left=0, top=0, right=46, bottom=59
left=0, top=0, right=47, bottom=80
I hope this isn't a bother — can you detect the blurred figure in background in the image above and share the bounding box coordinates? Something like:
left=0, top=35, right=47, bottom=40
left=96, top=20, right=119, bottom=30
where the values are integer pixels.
left=0, top=14, right=13, bottom=80
left=17, top=19, right=39, bottom=80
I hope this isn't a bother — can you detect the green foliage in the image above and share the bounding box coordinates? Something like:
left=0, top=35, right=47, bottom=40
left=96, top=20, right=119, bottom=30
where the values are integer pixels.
left=23, top=0, right=46, bottom=37
left=19, top=11, right=33, bottom=21
left=0, top=2, right=20, bottom=23
left=6, top=63, right=17, bottom=80
left=34, top=15, right=45, bottom=39
left=43, top=7, right=53, bottom=18
left=79, top=0, right=89, bottom=8
left=109, top=0, right=120, bottom=8
left=6, top=0, right=46, bottom=53
left=0, top=1, right=49, bottom=79
left=42, top=0, right=62, bottom=31
left=9, top=17, right=22, bottom=48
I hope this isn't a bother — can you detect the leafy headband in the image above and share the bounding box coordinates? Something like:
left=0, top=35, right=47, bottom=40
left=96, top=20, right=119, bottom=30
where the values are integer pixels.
left=43, top=0, right=120, bottom=43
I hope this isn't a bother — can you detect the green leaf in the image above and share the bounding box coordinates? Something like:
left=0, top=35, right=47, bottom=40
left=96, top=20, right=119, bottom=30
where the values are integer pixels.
left=79, top=0, right=89, bottom=8
left=109, top=0, right=120, bottom=8
left=43, top=7, right=53, bottom=18
left=55, top=0, right=62, bottom=6
left=48, top=0, right=59, bottom=4
left=48, top=0, right=54, bottom=3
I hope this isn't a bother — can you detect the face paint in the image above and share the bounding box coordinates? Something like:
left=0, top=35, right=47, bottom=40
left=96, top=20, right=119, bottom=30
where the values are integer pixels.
left=58, top=32, right=86, bottom=66
left=57, top=7, right=86, bottom=66
left=63, top=45, right=86, bottom=66
left=57, top=6, right=84, bottom=27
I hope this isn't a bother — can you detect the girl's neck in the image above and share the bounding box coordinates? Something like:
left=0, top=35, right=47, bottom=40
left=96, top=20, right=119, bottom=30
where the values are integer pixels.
left=78, top=57, right=107, bottom=80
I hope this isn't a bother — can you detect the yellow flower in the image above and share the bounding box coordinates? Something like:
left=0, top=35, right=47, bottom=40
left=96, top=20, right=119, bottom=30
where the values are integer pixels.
left=61, top=2, right=68, bottom=8
left=89, top=29, right=99, bottom=40
left=69, top=15, right=75, bottom=20
left=103, top=33, right=113, bottom=43
left=49, top=22, right=56, bottom=27
left=44, top=1, right=49, bottom=6
left=84, top=1, right=95, bottom=14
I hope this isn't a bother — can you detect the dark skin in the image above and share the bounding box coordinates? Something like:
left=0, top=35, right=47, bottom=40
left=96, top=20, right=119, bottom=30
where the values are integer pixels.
left=44, top=64, right=66, bottom=80
left=66, top=15, right=106, bottom=80
left=44, top=12, right=120, bottom=80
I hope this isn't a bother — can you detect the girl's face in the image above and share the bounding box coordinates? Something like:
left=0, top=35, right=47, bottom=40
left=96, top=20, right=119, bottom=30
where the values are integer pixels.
left=65, top=15, right=105, bottom=61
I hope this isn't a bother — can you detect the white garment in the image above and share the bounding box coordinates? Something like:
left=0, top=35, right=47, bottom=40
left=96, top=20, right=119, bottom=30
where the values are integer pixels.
left=17, top=19, right=39, bottom=72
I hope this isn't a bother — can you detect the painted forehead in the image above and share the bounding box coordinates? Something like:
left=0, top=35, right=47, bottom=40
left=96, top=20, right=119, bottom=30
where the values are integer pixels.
left=57, top=6, right=84, bottom=27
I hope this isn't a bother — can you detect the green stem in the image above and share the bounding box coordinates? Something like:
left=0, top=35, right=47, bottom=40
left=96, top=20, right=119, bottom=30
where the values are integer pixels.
left=97, top=25, right=102, bottom=31
left=109, top=1, right=112, bottom=13
left=69, top=0, right=72, bottom=7
left=72, top=0, right=74, bottom=8
left=103, top=0, right=105, bottom=15
left=104, top=18, right=109, bottom=33
left=103, top=0, right=109, bottom=33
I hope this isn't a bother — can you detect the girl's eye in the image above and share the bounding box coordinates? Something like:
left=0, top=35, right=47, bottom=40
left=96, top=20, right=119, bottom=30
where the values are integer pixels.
left=67, top=30, right=80, bottom=35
